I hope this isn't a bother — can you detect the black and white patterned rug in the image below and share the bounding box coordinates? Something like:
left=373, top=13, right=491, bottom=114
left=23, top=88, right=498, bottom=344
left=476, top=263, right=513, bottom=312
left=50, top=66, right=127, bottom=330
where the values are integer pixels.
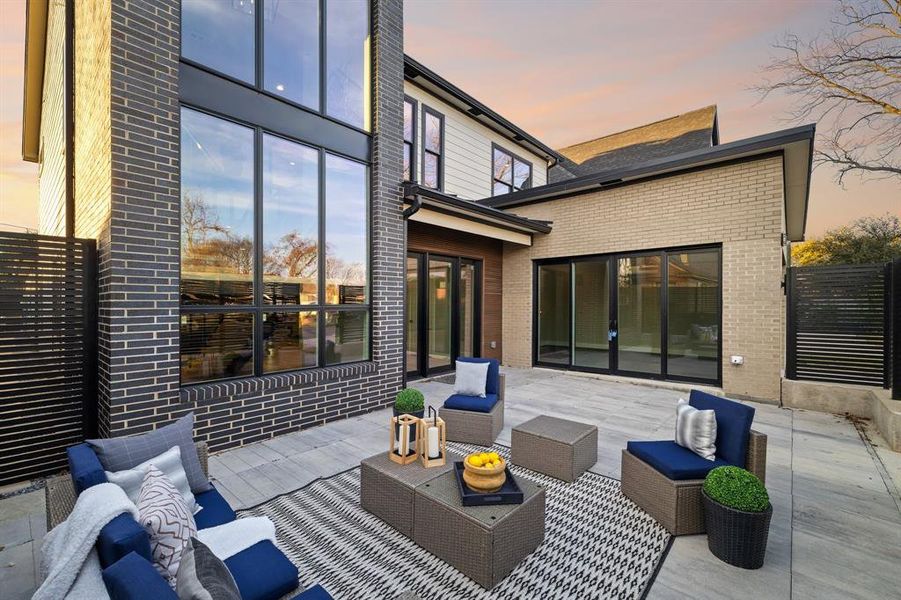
left=240, top=443, right=670, bottom=600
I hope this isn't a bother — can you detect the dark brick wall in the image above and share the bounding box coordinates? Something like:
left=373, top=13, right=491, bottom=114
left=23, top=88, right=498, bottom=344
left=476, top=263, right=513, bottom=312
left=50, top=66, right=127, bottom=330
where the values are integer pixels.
left=95, top=0, right=405, bottom=450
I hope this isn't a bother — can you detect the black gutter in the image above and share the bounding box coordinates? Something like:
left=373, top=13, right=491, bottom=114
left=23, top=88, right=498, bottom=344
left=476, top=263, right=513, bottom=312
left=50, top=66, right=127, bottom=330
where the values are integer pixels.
left=482, top=124, right=816, bottom=210
left=402, top=183, right=552, bottom=234
left=404, top=55, right=564, bottom=165
left=65, top=0, right=75, bottom=237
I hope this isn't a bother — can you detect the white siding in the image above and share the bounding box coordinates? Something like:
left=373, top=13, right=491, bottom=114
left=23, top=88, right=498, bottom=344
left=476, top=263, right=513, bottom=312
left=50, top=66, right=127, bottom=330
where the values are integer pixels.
left=38, top=0, right=66, bottom=236
left=404, top=82, right=548, bottom=201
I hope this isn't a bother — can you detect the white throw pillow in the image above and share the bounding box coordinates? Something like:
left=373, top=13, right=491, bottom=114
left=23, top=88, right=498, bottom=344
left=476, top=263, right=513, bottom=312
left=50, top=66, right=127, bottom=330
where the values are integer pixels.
left=453, top=361, right=490, bottom=397
left=138, top=465, right=197, bottom=584
left=675, top=398, right=717, bottom=461
left=106, top=446, right=198, bottom=514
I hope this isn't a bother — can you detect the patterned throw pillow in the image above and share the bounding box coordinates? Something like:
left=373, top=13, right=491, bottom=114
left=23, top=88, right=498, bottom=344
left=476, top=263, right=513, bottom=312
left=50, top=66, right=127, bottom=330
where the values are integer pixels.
left=138, top=465, right=198, bottom=584
left=675, top=398, right=717, bottom=460
left=176, top=537, right=241, bottom=600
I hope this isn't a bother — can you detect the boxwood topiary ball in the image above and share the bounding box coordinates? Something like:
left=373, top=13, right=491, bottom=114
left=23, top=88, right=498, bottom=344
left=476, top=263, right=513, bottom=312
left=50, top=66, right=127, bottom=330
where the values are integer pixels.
left=703, top=466, right=770, bottom=512
left=395, top=388, right=425, bottom=413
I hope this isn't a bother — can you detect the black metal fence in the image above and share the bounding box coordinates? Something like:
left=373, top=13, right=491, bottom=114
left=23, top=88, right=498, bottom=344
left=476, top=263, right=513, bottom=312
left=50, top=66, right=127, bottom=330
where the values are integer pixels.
left=0, top=232, right=97, bottom=486
left=786, top=261, right=893, bottom=388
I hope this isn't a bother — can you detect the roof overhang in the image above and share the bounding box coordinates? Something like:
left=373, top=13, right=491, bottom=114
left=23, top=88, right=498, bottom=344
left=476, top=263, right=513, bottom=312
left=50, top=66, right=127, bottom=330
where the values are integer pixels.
left=403, top=183, right=551, bottom=246
left=404, top=55, right=564, bottom=165
left=483, top=124, right=816, bottom=242
left=22, top=0, right=49, bottom=162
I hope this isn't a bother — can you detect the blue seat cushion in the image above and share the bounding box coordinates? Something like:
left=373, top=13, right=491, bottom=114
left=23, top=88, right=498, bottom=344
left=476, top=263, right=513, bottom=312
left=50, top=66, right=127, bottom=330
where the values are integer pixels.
left=97, top=513, right=152, bottom=569
left=444, top=392, right=499, bottom=414
left=102, top=551, right=179, bottom=600
left=224, top=540, right=299, bottom=600
left=194, top=486, right=237, bottom=529
left=456, top=357, right=500, bottom=395
left=293, top=585, right=334, bottom=600
left=689, top=389, right=755, bottom=467
left=627, top=440, right=732, bottom=481
left=67, top=443, right=107, bottom=495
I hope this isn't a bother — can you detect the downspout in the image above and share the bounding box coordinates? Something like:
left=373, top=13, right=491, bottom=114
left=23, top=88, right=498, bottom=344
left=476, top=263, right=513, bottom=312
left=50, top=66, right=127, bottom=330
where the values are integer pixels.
left=402, top=195, right=421, bottom=219
left=64, top=0, right=75, bottom=237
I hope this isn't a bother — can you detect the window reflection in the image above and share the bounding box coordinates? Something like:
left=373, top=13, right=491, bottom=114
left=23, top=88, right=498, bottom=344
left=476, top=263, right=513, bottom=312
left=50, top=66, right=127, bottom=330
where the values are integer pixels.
left=325, top=155, right=367, bottom=304
left=263, top=134, right=319, bottom=305
left=493, top=146, right=531, bottom=195
left=325, top=311, right=369, bottom=364
left=180, top=108, right=255, bottom=305
left=182, top=0, right=255, bottom=83
left=617, top=255, right=662, bottom=374
left=263, top=311, right=318, bottom=372
left=180, top=312, right=254, bottom=384
left=264, top=0, right=319, bottom=109
left=326, top=0, right=370, bottom=129
left=667, top=250, right=720, bottom=380
left=422, top=109, right=443, bottom=189
left=403, top=98, right=415, bottom=181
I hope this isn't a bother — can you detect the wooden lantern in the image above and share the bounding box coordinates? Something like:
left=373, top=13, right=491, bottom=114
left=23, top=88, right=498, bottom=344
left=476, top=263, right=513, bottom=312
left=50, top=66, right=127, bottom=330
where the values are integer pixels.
left=417, top=406, right=447, bottom=468
left=389, top=413, right=419, bottom=465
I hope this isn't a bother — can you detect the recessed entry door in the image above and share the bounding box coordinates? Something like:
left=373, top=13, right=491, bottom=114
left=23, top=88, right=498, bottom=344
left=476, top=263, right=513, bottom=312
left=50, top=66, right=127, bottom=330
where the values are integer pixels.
left=407, top=252, right=482, bottom=378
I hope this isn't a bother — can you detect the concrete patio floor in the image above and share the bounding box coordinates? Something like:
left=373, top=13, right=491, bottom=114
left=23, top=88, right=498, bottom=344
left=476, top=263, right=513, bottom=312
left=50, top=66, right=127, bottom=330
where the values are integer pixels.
left=2, top=368, right=899, bottom=599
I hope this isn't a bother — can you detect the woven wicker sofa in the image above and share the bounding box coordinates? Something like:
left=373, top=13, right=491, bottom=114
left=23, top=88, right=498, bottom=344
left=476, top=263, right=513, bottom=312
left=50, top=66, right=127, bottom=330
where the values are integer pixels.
left=621, top=390, right=768, bottom=536
left=439, top=358, right=505, bottom=446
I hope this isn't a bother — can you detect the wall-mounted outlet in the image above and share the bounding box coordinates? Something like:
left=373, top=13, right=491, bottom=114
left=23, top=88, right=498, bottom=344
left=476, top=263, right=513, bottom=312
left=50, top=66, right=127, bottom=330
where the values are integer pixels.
left=730, top=355, right=744, bottom=365
left=490, top=341, right=497, bottom=349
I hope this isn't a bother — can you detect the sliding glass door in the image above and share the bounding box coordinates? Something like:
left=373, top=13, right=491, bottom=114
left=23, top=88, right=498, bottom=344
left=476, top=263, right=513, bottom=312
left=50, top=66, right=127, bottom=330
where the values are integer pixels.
left=533, top=246, right=721, bottom=384
left=407, top=252, right=482, bottom=378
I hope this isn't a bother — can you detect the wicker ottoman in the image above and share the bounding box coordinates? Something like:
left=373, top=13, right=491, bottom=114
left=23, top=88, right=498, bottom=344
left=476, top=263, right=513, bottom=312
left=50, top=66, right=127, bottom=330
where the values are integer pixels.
left=511, top=416, right=598, bottom=483
left=360, top=451, right=460, bottom=538
left=413, top=471, right=545, bottom=589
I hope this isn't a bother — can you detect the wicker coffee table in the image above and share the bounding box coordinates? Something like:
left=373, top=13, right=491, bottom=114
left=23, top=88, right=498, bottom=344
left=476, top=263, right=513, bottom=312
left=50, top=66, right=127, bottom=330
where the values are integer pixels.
left=511, top=415, right=598, bottom=482
left=413, top=471, right=545, bottom=589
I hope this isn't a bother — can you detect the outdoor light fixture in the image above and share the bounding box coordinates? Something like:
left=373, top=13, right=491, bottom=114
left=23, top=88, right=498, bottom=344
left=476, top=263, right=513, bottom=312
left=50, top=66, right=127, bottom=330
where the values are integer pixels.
left=389, top=413, right=418, bottom=465
left=417, top=406, right=446, bottom=468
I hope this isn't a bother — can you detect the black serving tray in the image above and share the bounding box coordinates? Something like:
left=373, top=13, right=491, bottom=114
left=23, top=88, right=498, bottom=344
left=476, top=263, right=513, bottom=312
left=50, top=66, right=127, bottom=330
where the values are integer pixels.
left=453, top=461, right=524, bottom=506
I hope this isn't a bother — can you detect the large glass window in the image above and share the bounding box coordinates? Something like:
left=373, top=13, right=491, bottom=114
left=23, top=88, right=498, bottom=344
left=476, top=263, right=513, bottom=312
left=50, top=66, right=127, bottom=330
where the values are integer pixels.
left=573, top=260, right=610, bottom=369
left=180, top=109, right=255, bottom=305
left=537, top=263, right=571, bottom=365
left=180, top=0, right=369, bottom=130
left=493, top=146, right=532, bottom=196
left=617, top=255, right=662, bottom=375
left=667, top=250, right=720, bottom=380
left=264, top=0, right=319, bottom=109
left=422, top=107, right=444, bottom=190
left=182, top=0, right=256, bottom=83
left=180, top=107, right=370, bottom=385
left=326, top=0, right=370, bottom=130
left=403, top=97, right=417, bottom=182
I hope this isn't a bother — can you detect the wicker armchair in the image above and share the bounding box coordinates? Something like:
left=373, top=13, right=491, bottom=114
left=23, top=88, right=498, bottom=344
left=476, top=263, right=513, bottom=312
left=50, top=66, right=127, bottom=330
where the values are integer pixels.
left=45, top=442, right=209, bottom=530
left=440, top=374, right=505, bottom=447
left=621, top=431, right=766, bottom=536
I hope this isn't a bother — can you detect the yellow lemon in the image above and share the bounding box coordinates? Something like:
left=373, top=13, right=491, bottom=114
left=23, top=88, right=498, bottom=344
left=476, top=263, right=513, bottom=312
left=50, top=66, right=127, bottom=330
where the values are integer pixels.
left=488, top=452, right=500, bottom=462
left=468, top=455, right=483, bottom=467
left=480, top=452, right=490, bottom=461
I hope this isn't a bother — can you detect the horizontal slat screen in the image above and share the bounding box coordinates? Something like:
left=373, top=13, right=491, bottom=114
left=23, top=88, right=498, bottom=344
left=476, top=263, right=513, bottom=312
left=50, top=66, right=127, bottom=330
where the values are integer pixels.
left=787, top=263, right=888, bottom=387
left=0, top=231, right=96, bottom=486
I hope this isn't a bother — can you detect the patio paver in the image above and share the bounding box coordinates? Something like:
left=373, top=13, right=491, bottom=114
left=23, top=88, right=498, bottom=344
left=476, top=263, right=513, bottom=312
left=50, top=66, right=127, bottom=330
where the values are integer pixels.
left=1, top=368, right=898, bottom=599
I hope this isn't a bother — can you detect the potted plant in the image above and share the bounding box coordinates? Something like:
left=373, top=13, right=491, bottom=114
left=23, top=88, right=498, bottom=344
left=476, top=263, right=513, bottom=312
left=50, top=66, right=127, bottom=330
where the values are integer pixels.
left=702, top=466, right=772, bottom=569
left=394, top=388, right=425, bottom=449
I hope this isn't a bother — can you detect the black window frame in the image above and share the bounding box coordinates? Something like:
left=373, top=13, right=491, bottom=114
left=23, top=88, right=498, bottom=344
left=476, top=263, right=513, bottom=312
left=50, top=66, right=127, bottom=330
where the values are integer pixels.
left=178, top=103, right=372, bottom=387
left=403, top=95, right=418, bottom=183
left=491, top=143, right=533, bottom=196
left=421, top=105, right=445, bottom=191
left=179, top=0, right=371, bottom=134
left=531, top=243, right=722, bottom=386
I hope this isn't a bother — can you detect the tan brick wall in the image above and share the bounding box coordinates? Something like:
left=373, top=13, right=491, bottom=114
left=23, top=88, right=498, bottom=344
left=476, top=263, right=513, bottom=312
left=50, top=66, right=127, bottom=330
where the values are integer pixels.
left=502, top=155, right=786, bottom=402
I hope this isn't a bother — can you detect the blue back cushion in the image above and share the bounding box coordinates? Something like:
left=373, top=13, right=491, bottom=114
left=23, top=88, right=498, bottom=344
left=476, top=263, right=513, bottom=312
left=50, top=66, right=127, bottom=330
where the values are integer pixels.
left=224, top=540, right=299, bottom=600
left=456, top=357, right=500, bottom=395
left=627, top=440, right=732, bottom=480
left=67, top=443, right=107, bottom=495
left=689, top=389, right=755, bottom=466
left=102, top=551, right=179, bottom=600
left=97, top=513, right=152, bottom=569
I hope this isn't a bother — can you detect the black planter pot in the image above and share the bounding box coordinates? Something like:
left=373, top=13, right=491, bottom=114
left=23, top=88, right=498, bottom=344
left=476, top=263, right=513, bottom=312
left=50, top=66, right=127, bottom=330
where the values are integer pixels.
left=702, top=490, right=773, bottom=569
left=393, top=407, right=424, bottom=455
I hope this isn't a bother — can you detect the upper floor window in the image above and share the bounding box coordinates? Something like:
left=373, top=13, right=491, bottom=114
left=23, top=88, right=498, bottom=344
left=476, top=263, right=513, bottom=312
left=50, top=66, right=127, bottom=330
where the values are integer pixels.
left=181, top=0, right=370, bottom=131
left=422, top=106, right=444, bottom=190
left=492, top=146, right=532, bottom=195
left=403, top=97, right=417, bottom=181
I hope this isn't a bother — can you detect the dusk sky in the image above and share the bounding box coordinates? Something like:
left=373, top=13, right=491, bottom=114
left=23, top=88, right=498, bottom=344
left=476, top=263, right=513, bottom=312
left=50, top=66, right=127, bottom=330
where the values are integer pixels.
left=1, top=0, right=897, bottom=235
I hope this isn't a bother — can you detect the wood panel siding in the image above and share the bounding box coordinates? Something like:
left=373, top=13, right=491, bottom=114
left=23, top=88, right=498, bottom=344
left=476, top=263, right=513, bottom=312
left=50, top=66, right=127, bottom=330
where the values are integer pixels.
left=404, top=82, right=548, bottom=201
left=38, top=0, right=66, bottom=236
left=408, top=221, right=503, bottom=361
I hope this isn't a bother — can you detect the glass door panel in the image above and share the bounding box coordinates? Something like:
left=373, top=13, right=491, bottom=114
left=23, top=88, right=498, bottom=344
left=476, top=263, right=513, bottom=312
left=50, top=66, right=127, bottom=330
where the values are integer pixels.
left=459, top=261, right=476, bottom=357
left=406, top=254, right=420, bottom=374
left=537, top=263, right=571, bottom=364
left=616, top=255, right=662, bottom=374
left=667, top=249, right=720, bottom=381
left=428, top=258, right=453, bottom=371
left=573, top=260, right=610, bottom=369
